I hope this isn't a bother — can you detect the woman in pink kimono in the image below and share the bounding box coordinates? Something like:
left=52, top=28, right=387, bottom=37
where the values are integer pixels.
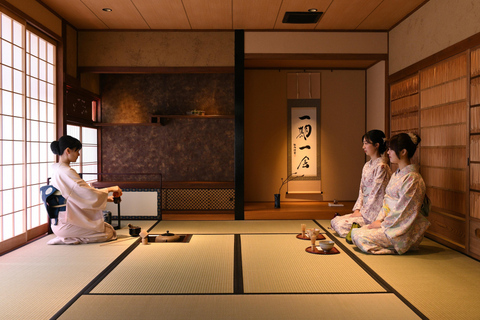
left=331, top=130, right=391, bottom=237
left=351, top=132, right=430, bottom=254
left=47, top=135, right=122, bottom=245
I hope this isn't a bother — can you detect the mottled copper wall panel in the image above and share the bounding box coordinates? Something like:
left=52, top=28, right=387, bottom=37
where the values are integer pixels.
left=100, top=74, right=234, bottom=182
left=101, top=74, right=234, bottom=122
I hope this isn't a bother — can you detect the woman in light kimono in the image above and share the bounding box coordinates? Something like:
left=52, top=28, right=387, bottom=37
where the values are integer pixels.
left=331, top=130, right=391, bottom=237
left=47, top=135, right=122, bottom=245
left=351, top=132, right=430, bottom=254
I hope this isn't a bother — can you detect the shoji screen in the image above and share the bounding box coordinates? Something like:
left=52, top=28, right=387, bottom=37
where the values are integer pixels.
left=0, top=11, right=56, bottom=253
left=389, top=75, right=419, bottom=172
left=419, top=53, right=468, bottom=251
left=469, top=47, right=480, bottom=258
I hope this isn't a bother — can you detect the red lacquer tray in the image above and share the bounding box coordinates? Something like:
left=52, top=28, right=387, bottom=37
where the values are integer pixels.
left=305, top=246, right=340, bottom=254
left=296, top=233, right=326, bottom=240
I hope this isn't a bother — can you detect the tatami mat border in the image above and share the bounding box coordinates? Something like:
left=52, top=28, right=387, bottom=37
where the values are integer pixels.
left=314, top=220, right=428, bottom=320
left=51, top=220, right=161, bottom=320
left=85, top=291, right=404, bottom=296
left=234, top=234, right=244, bottom=294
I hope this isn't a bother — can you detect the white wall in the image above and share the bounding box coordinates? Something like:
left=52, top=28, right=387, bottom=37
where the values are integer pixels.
left=366, top=61, right=385, bottom=132
left=389, top=0, right=480, bottom=74
left=105, top=191, right=158, bottom=217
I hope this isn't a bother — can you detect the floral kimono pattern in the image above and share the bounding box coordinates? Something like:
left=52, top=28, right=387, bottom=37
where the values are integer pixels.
left=331, top=157, right=391, bottom=237
left=351, top=164, right=430, bottom=254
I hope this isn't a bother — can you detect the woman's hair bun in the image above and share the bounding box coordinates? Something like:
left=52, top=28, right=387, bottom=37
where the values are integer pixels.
left=50, top=141, right=61, bottom=155
left=50, top=135, right=82, bottom=155
left=408, top=132, right=422, bottom=146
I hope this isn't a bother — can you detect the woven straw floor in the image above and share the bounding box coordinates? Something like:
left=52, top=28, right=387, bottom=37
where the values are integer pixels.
left=316, top=219, right=480, bottom=320
left=242, top=234, right=384, bottom=293
left=92, top=235, right=234, bottom=294
left=59, top=293, right=420, bottom=320
left=1, top=219, right=480, bottom=319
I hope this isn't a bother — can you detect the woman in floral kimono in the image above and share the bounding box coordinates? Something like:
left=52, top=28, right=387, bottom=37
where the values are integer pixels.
left=331, top=130, right=391, bottom=237
left=351, top=132, right=430, bottom=254
left=47, top=135, right=122, bottom=245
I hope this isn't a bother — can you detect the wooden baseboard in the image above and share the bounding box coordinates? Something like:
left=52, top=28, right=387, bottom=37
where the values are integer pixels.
left=162, top=213, right=235, bottom=220
left=244, top=201, right=354, bottom=220
left=159, top=201, right=354, bottom=221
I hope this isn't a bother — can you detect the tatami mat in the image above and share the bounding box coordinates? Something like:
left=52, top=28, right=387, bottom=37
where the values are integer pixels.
left=58, top=293, right=421, bottom=320
left=242, top=234, right=385, bottom=293
left=3, top=219, right=479, bottom=319
left=0, top=220, right=156, bottom=320
left=150, top=220, right=316, bottom=234
left=91, top=235, right=234, bottom=294
left=316, top=219, right=480, bottom=320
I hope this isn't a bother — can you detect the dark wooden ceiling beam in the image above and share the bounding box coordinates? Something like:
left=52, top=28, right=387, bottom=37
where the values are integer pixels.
left=245, top=53, right=388, bottom=60
left=78, top=66, right=235, bottom=74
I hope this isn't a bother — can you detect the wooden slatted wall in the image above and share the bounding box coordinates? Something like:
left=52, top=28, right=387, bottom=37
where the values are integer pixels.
left=469, top=47, right=480, bottom=258
left=419, top=53, right=468, bottom=251
left=389, top=75, right=419, bottom=172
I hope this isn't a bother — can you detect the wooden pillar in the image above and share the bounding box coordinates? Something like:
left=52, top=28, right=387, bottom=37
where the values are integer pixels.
left=234, top=30, right=245, bottom=220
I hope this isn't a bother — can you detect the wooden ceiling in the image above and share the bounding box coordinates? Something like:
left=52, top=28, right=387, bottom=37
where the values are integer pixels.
left=39, top=0, right=428, bottom=69
left=40, top=0, right=427, bottom=31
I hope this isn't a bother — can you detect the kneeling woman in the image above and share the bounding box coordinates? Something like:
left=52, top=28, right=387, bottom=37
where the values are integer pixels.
left=351, top=133, right=430, bottom=254
left=331, top=130, right=391, bottom=237
left=48, top=135, right=122, bottom=245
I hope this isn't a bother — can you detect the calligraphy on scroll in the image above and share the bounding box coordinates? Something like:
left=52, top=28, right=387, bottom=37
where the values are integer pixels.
left=291, top=107, right=317, bottom=177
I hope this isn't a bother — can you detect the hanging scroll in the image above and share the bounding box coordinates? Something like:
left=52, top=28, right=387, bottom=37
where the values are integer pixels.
left=291, top=107, right=317, bottom=177
left=287, top=99, right=321, bottom=180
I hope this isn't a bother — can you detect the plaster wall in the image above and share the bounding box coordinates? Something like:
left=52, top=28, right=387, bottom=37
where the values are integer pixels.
left=245, top=32, right=387, bottom=54
left=245, top=70, right=365, bottom=202
left=389, top=0, right=480, bottom=74
left=366, top=61, right=386, bottom=132
left=78, top=31, right=235, bottom=67
left=5, top=0, right=61, bottom=36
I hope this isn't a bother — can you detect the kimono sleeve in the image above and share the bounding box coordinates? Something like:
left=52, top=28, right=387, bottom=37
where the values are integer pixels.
left=352, top=165, right=366, bottom=211
left=65, top=168, right=108, bottom=211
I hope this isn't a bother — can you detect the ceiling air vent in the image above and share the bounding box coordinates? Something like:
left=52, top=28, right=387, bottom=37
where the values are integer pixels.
left=282, top=11, right=323, bottom=24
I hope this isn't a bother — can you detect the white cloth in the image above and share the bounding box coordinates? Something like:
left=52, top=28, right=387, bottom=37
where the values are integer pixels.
left=48, top=162, right=116, bottom=244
